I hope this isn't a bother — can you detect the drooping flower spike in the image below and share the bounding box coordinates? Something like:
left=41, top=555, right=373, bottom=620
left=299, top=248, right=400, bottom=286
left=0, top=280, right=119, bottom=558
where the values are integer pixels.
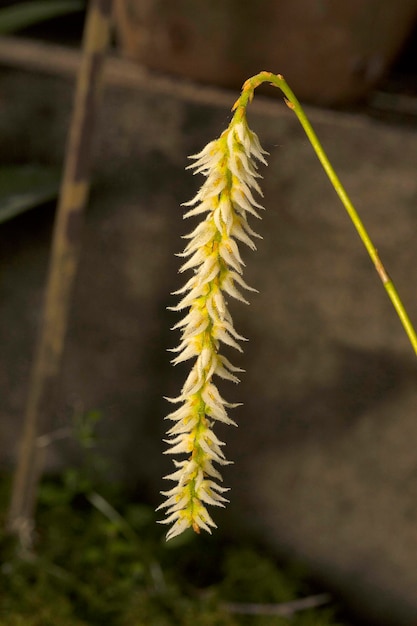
left=157, top=105, right=269, bottom=540
left=157, top=68, right=417, bottom=539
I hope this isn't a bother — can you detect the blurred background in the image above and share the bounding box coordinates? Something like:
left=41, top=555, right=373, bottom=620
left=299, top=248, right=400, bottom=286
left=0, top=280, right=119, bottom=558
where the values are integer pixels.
left=1, top=1, right=417, bottom=624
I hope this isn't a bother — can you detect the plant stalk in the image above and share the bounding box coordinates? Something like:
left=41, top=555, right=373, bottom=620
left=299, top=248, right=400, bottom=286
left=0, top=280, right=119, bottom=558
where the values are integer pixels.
left=7, top=0, right=113, bottom=546
left=234, top=71, right=417, bottom=357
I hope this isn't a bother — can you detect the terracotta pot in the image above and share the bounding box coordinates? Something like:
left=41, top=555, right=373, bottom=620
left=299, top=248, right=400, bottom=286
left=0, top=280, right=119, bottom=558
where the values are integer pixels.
left=114, top=0, right=417, bottom=105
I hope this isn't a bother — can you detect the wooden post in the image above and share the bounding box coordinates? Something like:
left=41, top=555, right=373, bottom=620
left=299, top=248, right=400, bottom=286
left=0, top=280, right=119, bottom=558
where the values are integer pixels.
left=7, top=0, right=113, bottom=546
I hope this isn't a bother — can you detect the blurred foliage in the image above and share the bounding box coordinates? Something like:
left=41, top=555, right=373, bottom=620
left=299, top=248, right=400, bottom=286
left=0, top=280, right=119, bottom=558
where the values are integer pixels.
left=0, top=410, right=352, bottom=625
left=72, top=408, right=102, bottom=450
left=0, top=480, right=353, bottom=624
left=0, top=165, right=60, bottom=224
left=0, top=1, right=87, bottom=225
left=0, top=1, right=85, bottom=35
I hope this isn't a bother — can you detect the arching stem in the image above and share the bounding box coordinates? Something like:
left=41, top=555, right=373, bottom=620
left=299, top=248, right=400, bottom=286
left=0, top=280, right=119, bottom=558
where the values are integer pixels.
left=232, top=71, right=417, bottom=357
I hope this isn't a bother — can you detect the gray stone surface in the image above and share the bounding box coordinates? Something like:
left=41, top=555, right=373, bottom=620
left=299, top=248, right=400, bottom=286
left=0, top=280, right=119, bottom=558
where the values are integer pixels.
left=1, top=56, right=417, bottom=624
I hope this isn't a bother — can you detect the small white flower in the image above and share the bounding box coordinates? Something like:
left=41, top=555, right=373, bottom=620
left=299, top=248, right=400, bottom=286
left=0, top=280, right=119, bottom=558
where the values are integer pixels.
left=158, top=113, right=268, bottom=540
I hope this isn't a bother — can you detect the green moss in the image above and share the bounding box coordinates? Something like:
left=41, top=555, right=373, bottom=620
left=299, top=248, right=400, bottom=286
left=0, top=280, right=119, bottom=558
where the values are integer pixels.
left=0, top=472, right=352, bottom=626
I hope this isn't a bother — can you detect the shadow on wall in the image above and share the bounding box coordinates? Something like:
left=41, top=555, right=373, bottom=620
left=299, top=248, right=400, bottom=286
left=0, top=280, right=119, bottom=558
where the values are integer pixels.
left=241, top=343, right=415, bottom=449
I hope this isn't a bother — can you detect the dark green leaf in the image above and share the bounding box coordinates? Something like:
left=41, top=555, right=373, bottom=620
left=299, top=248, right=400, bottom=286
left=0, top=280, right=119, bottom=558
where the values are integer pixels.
left=0, top=165, right=60, bottom=224
left=0, top=0, right=85, bottom=35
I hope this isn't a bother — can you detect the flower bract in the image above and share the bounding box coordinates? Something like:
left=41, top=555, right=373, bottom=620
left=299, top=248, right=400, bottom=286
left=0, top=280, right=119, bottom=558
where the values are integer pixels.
left=158, top=114, right=268, bottom=540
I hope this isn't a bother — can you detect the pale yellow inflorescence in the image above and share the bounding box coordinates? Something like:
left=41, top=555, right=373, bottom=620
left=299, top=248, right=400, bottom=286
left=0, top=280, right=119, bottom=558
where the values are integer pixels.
left=158, top=114, right=268, bottom=540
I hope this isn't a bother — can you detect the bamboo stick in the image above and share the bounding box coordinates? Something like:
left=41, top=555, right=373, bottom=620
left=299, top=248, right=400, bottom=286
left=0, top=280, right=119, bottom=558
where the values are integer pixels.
left=7, top=0, right=113, bottom=546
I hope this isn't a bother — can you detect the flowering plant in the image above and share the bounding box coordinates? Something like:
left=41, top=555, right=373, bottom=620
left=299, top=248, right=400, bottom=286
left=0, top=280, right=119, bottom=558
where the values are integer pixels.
left=158, top=71, right=417, bottom=540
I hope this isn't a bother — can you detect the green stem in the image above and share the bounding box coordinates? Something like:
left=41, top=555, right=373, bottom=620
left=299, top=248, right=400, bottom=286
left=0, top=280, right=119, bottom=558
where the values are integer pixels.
left=234, top=71, right=417, bottom=357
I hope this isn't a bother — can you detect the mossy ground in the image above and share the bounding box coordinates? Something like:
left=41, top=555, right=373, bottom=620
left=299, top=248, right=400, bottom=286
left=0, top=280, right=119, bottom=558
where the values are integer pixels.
left=0, top=467, right=356, bottom=626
